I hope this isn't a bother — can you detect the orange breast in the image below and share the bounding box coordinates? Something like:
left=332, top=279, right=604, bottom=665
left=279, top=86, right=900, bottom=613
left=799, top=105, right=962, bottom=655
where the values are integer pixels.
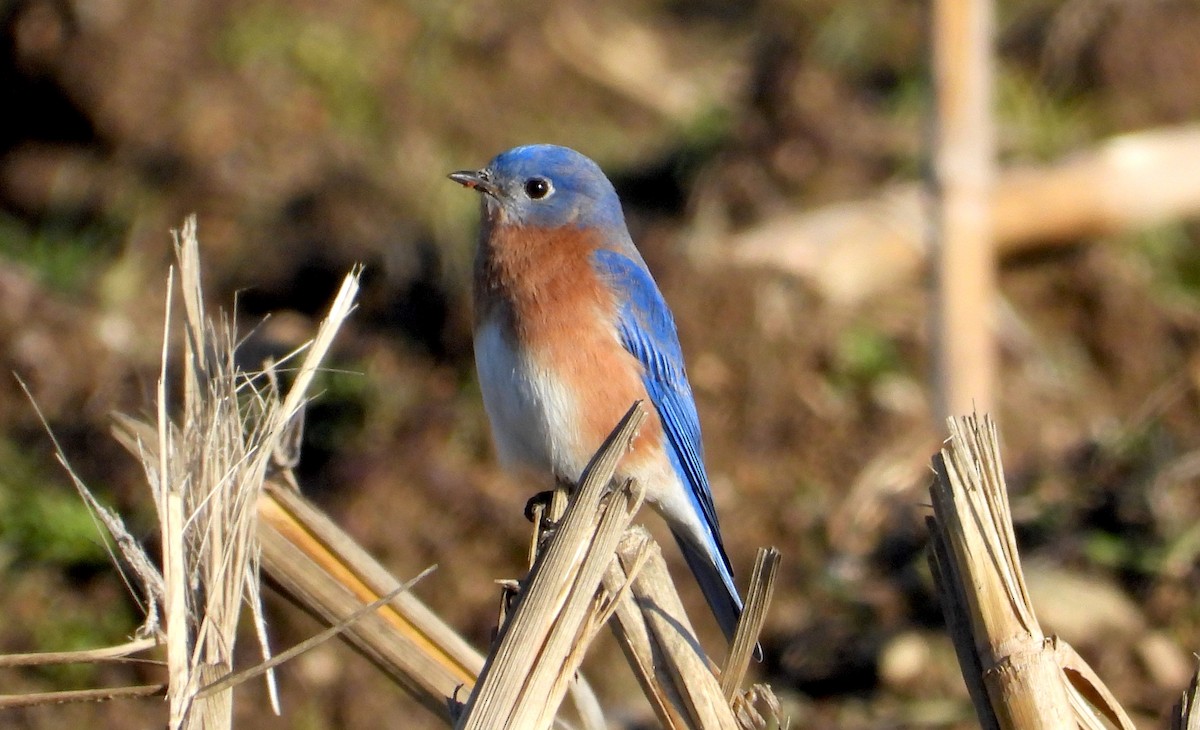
left=474, top=224, right=666, bottom=477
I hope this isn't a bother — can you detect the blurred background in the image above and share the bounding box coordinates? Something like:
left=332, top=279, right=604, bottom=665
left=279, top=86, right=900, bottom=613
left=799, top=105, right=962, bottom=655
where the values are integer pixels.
left=4, top=0, right=1200, bottom=727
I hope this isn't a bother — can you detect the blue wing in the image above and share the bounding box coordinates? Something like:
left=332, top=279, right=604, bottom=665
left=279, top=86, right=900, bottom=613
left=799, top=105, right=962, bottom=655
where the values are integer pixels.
left=591, top=248, right=744, bottom=639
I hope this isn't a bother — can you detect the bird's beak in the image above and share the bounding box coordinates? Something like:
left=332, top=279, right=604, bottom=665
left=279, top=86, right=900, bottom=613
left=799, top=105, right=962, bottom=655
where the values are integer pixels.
left=448, top=169, right=501, bottom=198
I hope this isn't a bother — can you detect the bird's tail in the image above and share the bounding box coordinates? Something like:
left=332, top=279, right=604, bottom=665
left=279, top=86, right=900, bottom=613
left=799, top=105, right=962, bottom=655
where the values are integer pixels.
left=673, top=532, right=745, bottom=645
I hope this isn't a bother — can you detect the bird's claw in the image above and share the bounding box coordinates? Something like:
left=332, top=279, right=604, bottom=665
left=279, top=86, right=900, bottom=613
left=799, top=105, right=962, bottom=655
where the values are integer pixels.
left=523, top=490, right=557, bottom=523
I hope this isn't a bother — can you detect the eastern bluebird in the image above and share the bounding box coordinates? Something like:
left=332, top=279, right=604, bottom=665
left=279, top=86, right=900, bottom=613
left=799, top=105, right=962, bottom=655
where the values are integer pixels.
left=450, top=144, right=746, bottom=647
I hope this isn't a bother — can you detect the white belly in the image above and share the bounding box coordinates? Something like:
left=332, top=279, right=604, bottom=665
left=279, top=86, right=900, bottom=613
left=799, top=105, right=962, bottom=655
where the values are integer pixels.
left=473, top=319, right=705, bottom=539
left=473, top=317, right=584, bottom=479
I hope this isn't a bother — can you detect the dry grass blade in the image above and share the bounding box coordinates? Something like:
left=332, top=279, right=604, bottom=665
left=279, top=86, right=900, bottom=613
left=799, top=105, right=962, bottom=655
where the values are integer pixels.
left=1052, top=639, right=1135, bottom=730
left=113, top=217, right=491, bottom=725
left=1173, top=661, right=1200, bottom=730
left=455, top=402, right=647, bottom=730
left=729, top=683, right=784, bottom=730
left=0, top=638, right=160, bottom=669
left=721, top=547, right=780, bottom=700
left=20, top=386, right=166, bottom=638
left=929, top=413, right=1136, bottom=730
left=112, top=216, right=363, bottom=729
left=0, top=684, right=167, bottom=709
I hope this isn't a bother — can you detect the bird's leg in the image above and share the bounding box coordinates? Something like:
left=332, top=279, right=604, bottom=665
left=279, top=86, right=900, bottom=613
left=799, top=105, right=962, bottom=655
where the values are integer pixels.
left=525, top=479, right=575, bottom=561
left=523, top=478, right=574, bottom=524
left=523, top=490, right=557, bottom=524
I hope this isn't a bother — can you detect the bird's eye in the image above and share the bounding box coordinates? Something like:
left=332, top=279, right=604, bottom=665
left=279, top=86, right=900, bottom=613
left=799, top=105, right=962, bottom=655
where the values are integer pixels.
left=524, top=178, right=552, bottom=200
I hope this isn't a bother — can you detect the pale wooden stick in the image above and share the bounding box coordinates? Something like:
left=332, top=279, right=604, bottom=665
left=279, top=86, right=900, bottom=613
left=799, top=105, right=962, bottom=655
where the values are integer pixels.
left=603, top=534, right=690, bottom=730
left=262, top=428, right=599, bottom=729
left=257, top=481, right=482, bottom=722
left=929, top=413, right=1136, bottom=730
left=604, top=527, right=740, bottom=730
left=927, top=514, right=1001, bottom=730
left=931, top=414, right=1072, bottom=729
left=535, top=482, right=607, bottom=730
left=163, top=490, right=189, bottom=728
left=196, top=571, right=431, bottom=699
left=516, top=479, right=644, bottom=729
left=455, top=403, right=646, bottom=730
left=725, top=125, right=1200, bottom=306
left=928, top=0, right=997, bottom=419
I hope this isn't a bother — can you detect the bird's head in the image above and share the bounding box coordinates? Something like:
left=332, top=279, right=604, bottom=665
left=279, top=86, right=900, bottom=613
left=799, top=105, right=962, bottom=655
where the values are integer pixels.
left=450, top=144, right=626, bottom=232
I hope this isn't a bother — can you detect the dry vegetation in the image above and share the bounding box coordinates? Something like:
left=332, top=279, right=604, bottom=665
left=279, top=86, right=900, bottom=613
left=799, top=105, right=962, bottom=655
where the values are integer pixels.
left=4, top=1, right=1200, bottom=728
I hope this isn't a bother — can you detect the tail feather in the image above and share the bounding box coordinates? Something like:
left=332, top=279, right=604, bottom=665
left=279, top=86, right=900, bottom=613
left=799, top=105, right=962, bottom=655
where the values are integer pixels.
left=673, top=533, right=744, bottom=643
left=674, top=533, right=764, bottom=661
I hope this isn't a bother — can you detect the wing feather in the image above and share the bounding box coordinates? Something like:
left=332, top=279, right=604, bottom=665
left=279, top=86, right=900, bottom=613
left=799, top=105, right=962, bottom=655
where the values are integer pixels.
left=592, top=248, right=748, bottom=643
left=591, top=249, right=729, bottom=561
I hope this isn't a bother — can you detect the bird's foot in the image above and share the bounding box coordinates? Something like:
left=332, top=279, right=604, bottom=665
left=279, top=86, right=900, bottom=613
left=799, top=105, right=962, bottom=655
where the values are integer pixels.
left=523, top=490, right=557, bottom=523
